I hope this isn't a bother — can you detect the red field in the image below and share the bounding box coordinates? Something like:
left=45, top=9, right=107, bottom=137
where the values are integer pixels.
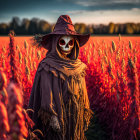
left=0, top=36, right=140, bottom=139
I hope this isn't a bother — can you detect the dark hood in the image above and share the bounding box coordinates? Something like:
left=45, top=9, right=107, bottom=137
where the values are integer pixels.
left=47, top=35, right=79, bottom=60
left=40, top=35, right=87, bottom=77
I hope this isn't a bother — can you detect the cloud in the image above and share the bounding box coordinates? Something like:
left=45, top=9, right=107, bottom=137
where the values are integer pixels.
left=64, top=8, right=140, bottom=24
left=66, top=10, right=86, bottom=14
left=1, top=0, right=140, bottom=24
left=131, top=7, right=140, bottom=11
left=75, top=0, right=140, bottom=10
left=76, top=0, right=140, bottom=6
left=51, top=9, right=85, bottom=14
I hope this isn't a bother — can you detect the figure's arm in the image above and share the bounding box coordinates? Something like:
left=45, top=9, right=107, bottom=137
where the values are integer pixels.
left=39, top=68, right=60, bottom=131
left=82, top=77, right=93, bottom=131
left=40, top=69, right=57, bottom=116
left=28, top=70, right=39, bottom=109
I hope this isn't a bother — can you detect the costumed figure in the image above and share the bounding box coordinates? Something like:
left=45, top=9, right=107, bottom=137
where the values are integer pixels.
left=28, top=15, right=93, bottom=140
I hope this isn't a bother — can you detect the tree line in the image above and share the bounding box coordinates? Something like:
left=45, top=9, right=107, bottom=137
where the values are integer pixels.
left=0, top=17, right=140, bottom=35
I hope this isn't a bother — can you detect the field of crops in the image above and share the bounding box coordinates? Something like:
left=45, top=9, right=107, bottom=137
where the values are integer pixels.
left=0, top=35, right=140, bottom=139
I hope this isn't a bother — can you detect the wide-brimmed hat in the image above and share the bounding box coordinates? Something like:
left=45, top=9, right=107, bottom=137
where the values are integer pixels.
left=33, top=15, right=90, bottom=50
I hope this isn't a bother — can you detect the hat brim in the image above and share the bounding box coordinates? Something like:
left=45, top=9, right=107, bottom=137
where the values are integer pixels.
left=41, top=32, right=90, bottom=48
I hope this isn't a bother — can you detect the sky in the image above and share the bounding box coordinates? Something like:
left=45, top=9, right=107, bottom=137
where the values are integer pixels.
left=0, top=0, right=140, bottom=24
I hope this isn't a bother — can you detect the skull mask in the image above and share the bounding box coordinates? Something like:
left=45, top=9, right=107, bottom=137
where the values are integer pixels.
left=58, top=35, right=74, bottom=55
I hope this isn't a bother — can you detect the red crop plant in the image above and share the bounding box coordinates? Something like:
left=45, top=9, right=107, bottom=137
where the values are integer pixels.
left=8, top=31, right=18, bottom=84
left=0, top=35, right=139, bottom=139
left=79, top=37, right=140, bottom=140
left=7, top=82, right=28, bottom=140
left=0, top=70, right=9, bottom=140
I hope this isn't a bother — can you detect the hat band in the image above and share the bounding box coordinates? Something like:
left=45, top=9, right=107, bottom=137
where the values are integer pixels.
left=54, top=23, right=75, bottom=32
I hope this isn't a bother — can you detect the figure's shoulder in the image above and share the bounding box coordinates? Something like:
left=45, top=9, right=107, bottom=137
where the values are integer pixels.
left=37, top=58, right=50, bottom=73
left=77, top=59, right=87, bottom=68
left=37, top=58, right=66, bottom=80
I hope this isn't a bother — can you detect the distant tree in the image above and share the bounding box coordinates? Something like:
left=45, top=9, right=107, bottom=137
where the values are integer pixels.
left=118, top=24, right=125, bottom=34
left=135, top=24, right=140, bottom=33
left=28, top=18, right=39, bottom=35
left=108, top=23, right=115, bottom=34
left=87, top=25, right=94, bottom=34
left=80, top=23, right=87, bottom=34
left=0, top=23, right=9, bottom=34
left=131, top=23, right=140, bottom=34
left=21, top=18, right=30, bottom=34
left=38, top=20, right=51, bottom=34
left=114, top=24, right=119, bottom=34
left=51, top=24, right=55, bottom=32
left=136, top=23, right=140, bottom=34
left=74, top=23, right=86, bottom=34
left=93, top=25, right=99, bottom=34
left=74, top=23, right=80, bottom=33
left=102, top=25, right=108, bottom=34
left=131, top=23, right=137, bottom=32
left=9, top=17, right=21, bottom=34
left=98, top=24, right=104, bottom=34
left=138, top=23, right=140, bottom=33
left=0, top=17, right=140, bottom=35
left=125, top=23, right=134, bottom=34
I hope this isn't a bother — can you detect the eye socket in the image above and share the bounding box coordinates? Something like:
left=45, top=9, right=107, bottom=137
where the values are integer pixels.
left=68, top=39, right=74, bottom=46
left=59, top=39, right=65, bottom=46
